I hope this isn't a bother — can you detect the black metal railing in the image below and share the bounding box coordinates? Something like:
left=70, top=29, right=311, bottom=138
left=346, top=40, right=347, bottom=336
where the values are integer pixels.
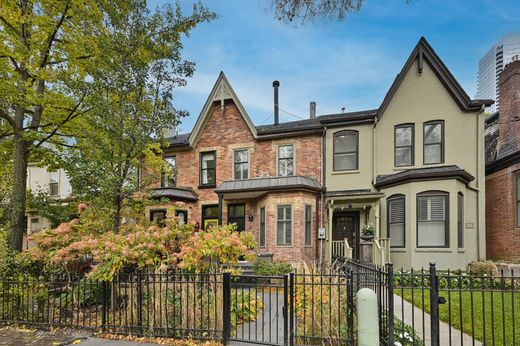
left=0, top=271, right=223, bottom=341
left=0, top=269, right=357, bottom=346
left=336, top=257, right=520, bottom=346
left=293, top=268, right=355, bottom=346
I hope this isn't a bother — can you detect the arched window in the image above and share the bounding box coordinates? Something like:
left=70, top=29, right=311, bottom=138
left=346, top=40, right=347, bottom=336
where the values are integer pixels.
left=417, top=191, right=449, bottom=248
left=387, top=194, right=405, bottom=248
left=333, top=130, right=358, bottom=171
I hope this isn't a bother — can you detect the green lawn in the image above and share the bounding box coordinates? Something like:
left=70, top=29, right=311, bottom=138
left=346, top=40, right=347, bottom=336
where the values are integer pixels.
left=396, top=288, right=520, bottom=345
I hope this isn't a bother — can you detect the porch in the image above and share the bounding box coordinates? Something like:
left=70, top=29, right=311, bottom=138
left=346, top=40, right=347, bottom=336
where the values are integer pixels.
left=325, top=190, right=390, bottom=266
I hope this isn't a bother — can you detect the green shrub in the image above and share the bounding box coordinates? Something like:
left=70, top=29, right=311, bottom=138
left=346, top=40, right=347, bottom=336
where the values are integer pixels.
left=252, top=260, right=293, bottom=276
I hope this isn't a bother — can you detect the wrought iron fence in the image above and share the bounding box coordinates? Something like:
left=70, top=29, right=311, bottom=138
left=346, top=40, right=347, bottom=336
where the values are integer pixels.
left=336, top=256, right=520, bottom=346
left=0, top=269, right=357, bottom=346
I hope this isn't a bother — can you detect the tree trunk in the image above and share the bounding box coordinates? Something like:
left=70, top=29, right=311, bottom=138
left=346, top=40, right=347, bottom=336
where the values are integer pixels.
left=9, top=132, right=29, bottom=251
left=113, top=193, right=122, bottom=232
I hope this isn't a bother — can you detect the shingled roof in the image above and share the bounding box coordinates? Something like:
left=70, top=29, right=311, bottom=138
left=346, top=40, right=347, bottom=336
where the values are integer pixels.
left=485, top=112, right=499, bottom=164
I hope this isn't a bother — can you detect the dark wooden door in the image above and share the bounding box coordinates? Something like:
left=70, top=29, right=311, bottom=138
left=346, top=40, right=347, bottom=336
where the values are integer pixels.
left=332, top=212, right=359, bottom=259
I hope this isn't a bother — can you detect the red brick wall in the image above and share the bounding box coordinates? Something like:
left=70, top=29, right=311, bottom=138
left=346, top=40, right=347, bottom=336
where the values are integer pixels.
left=486, top=165, right=520, bottom=261
left=486, top=60, right=520, bottom=261
left=497, top=60, right=520, bottom=155
left=151, top=99, right=322, bottom=263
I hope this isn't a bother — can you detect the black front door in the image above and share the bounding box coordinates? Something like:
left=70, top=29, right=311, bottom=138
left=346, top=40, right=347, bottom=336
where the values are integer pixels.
left=228, top=204, right=246, bottom=232
left=332, top=212, right=359, bottom=259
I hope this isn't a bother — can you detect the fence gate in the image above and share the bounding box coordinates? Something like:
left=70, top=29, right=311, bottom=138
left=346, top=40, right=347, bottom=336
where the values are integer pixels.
left=223, top=273, right=291, bottom=346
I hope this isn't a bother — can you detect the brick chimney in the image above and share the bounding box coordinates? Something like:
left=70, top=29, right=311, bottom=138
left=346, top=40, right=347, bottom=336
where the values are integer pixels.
left=497, top=58, right=520, bottom=157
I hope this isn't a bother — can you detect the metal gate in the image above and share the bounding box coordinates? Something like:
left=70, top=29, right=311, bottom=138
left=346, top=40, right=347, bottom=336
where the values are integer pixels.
left=223, top=273, right=291, bottom=346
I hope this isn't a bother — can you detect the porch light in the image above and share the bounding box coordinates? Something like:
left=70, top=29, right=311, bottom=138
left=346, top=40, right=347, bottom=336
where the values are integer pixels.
left=248, top=214, right=254, bottom=222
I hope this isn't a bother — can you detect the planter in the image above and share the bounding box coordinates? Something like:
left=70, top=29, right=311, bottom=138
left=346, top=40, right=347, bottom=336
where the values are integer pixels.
left=360, top=235, right=374, bottom=242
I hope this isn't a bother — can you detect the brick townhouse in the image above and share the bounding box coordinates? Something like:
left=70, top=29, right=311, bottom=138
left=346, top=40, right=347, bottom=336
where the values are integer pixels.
left=147, top=73, right=324, bottom=264
left=485, top=57, right=520, bottom=261
left=148, top=37, right=493, bottom=269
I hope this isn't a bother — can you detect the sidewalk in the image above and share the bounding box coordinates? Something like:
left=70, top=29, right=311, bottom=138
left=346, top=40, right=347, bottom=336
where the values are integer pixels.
left=393, top=294, right=482, bottom=345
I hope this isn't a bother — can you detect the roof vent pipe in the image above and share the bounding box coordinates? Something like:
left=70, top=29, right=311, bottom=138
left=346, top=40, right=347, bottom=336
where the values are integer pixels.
left=273, top=80, right=280, bottom=125
left=310, top=101, right=316, bottom=119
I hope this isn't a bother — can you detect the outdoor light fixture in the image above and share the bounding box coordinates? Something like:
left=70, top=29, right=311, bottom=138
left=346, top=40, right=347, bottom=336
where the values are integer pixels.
left=248, top=214, right=254, bottom=222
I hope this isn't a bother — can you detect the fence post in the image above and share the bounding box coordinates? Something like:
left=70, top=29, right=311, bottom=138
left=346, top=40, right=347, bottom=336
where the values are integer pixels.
left=429, top=263, right=440, bottom=346
left=387, top=263, right=394, bottom=346
left=283, top=274, right=289, bottom=346
left=289, top=272, right=295, bottom=346
left=222, top=272, right=231, bottom=345
left=101, top=280, right=108, bottom=333
left=137, top=270, right=143, bottom=335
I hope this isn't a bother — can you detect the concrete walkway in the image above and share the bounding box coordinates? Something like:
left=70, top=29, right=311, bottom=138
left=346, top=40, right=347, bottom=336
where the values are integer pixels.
left=230, top=292, right=285, bottom=346
left=393, top=294, right=482, bottom=345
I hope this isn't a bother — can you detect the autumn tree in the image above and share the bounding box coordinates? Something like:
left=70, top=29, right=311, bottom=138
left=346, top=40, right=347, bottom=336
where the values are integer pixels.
left=0, top=0, right=130, bottom=250
left=62, top=2, right=215, bottom=232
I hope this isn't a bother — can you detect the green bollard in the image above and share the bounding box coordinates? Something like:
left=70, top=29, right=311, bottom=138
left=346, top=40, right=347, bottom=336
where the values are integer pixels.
left=357, top=288, right=379, bottom=346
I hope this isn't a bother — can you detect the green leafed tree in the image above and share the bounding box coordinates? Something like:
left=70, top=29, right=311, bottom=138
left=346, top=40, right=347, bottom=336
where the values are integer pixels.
left=62, top=2, right=215, bottom=232
left=0, top=0, right=124, bottom=251
left=0, top=0, right=214, bottom=250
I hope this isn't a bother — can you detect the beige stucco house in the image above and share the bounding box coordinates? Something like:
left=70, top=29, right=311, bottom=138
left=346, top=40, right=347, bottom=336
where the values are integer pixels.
left=324, top=38, right=493, bottom=269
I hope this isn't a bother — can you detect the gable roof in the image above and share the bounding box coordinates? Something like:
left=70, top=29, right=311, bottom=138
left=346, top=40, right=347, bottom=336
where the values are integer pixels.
left=378, top=37, right=493, bottom=117
left=165, top=37, right=493, bottom=150
left=187, top=72, right=257, bottom=147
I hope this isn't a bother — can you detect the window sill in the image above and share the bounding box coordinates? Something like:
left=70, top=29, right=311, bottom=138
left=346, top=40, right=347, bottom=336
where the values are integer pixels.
left=198, top=184, right=216, bottom=189
left=390, top=248, right=407, bottom=253
left=393, top=166, right=414, bottom=172
left=332, top=170, right=360, bottom=175
left=457, top=248, right=465, bottom=253
left=415, top=248, right=452, bottom=253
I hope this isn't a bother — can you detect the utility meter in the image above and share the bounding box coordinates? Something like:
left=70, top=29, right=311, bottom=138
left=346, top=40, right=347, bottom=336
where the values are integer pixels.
left=318, top=227, right=326, bottom=240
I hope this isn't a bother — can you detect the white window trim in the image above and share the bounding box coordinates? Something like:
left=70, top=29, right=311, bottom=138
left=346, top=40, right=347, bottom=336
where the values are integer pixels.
left=49, top=171, right=60, bottom=196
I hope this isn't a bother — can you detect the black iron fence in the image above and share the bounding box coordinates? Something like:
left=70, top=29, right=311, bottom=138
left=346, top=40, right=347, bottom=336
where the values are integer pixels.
left=4, top=260, right=516, bottom=345
left=0, top=269, right=356, bottom=345
left=336, top=256, right=520, bottom=346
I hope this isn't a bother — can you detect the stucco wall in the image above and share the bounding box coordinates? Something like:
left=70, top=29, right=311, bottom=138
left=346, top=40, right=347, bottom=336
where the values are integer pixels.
left=375, top=60, right=480, bottom=184
left=380, top=180, right=480, bottom=270
left=325, top=123, right=375, bottom=192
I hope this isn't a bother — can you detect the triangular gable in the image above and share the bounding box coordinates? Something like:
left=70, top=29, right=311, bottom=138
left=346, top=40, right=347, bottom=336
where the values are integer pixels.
left=378, top=37, right=493, bottom=117
left=188, top=72, right=257, bottom=147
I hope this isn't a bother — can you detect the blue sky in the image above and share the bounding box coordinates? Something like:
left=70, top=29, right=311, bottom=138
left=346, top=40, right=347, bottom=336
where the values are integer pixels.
left=151, top=0, right=520, bottom=133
